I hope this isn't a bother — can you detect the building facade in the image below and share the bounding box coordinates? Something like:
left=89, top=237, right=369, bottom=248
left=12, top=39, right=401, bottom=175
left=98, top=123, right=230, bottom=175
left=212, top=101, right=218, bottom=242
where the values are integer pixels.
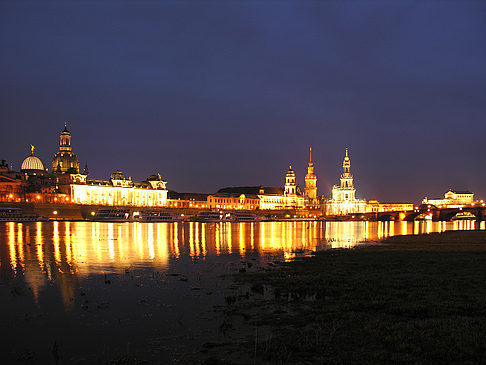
left=207, top=193, right=260, bottom=210
left=70, top=171, right=168, bottom=207
left=326, top=148, right=366, bottom=215
left=422, top=190, right=475, bottom=208
left=0, top=160, right=23, bottom=202
left=214, top=180, right=306, bottom=211
left=366, top=200, right=414, bottom=213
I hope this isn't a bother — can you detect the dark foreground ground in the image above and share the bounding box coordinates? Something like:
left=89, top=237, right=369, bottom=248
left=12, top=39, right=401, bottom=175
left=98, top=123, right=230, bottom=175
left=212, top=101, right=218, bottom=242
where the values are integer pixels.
left=204, top=230, right=486, bottom=364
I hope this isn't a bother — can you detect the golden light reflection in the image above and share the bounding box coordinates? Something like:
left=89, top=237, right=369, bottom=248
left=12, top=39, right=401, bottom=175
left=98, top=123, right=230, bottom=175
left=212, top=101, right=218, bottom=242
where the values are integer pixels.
left=239, top=223, right=245, bottom=257
left=172, top=222, right=180, bottom=258
left=1, top=220, right=485, bottom=310
left=53, top=221, right=61, bottom=265
left=8, top=222, right=17, bottom=272
left=36, top=222, right=44, bottom=270
left=17, top=224, right=25, bottom=270
left=147, top=224, right=155, bottom=260
left=201, top=223, right=207, bottom=257
left=400, top=221, right=408, bottom=236
left=189, top=222, right=195, bottom=257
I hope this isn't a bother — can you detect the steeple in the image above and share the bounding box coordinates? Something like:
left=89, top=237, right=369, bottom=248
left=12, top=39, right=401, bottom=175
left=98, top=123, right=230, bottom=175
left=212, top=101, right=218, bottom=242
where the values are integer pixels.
left=307, top=147, right=314, bottom=174
left=340, top=148, right=353, bottom=188
left=83, top=162, right=89, bottom=175
left=59, top=122, right=72, bottom=152
left=343, top=147, right=351, bottom=175
left=305, top=146, right=318, bottom=202
left=284, top=165, right=297, bottom=196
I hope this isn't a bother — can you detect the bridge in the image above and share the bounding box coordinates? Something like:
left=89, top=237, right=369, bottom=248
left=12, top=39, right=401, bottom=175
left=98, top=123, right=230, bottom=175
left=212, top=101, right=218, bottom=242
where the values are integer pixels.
left=359, top=206, right=486, bottom=222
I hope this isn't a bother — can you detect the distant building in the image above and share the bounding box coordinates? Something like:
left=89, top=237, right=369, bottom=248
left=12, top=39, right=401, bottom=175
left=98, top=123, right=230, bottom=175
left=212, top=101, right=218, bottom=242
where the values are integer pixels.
left=167, top=191, right=209, bottom=209
left=70, top=171, right=168, bottom=207
left=52, top=123, right=80, bottom=174
left=304, top=147, right=318, bottom=206
left=326, top=148, right=366, bottom=215
left=366, top=200, right=413, bottom=213
left=0, top=160, right=23, bottom=202
left=207, top=193, right=260, bottom=210
left=422, top=189, right=475, bottom=208
left=215, top=176, right=306, bottom=210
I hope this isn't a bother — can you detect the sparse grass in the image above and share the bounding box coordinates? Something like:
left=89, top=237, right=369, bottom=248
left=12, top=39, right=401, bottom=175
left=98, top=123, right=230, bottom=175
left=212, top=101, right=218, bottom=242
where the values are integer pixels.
left=215, top=230, right=486, bottom=364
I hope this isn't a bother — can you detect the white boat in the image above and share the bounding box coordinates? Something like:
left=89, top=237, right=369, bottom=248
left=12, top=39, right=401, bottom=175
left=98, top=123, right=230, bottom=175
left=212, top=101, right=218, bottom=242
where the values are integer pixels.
left=223, top=212, right=262, bottom=222
left=196, top=211, right=223, bottom=222
left=451, top=211, right=476, bottom=221
left=134, top=210, right=183, bottom=222
left=414, top=213, right=432, bottom=221
left=92, top=208, right=131, bottom=222
left=0, top=207, right=47, bottom=222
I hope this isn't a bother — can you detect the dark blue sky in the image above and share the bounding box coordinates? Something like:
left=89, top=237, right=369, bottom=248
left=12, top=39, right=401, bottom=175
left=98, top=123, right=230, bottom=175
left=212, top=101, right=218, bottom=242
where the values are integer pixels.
left=1, top=1, right=485, bottom=203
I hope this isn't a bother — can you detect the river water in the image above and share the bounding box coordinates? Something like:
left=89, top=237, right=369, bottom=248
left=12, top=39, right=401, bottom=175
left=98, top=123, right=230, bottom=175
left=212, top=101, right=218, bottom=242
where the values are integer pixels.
left=0, top=220, right=484, bottom=363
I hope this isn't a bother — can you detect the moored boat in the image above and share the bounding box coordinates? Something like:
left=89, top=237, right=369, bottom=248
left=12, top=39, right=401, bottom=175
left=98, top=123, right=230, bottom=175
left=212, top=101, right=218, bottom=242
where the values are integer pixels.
left=223, top=212, right=262, bottom=222
left=195, top=211, right=223, bottom=222
left=0, top=207, right=47, bottom=222
left=451, top=211, right=476, bottom=221
left=92, top=208, right=131, bottom=222
left=134, top=210, right=183, bottom=222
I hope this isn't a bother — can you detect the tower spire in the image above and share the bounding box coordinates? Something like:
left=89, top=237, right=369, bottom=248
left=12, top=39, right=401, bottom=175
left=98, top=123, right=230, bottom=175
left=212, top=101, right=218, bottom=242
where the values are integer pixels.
left=305, top=146, right=317, bottom=202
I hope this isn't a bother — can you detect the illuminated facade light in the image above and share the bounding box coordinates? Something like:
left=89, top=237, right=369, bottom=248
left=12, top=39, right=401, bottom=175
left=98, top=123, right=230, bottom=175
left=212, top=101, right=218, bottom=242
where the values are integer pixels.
left=326, top=148, right=366, bottom=215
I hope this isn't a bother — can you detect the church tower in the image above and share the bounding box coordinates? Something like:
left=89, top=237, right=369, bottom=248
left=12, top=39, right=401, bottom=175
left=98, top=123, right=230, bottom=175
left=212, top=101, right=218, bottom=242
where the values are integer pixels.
left=327, top=148, right=366, bottom=215
left=284, top=166, right=297, bottom=196
left=340, top=148, right=354, bottom=196
left=52, top=122, right=80, bottom=174
left=304, top=147, right=317, bottom=201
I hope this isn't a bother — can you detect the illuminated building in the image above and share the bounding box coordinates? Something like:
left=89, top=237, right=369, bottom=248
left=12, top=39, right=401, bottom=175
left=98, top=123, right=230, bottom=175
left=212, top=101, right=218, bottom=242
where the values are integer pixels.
left=167, top=192, right=208, bottom=209
left=216, top=176, right=305, bottom=210
left=52, top=123, right=80, bottom=173
left=422, top=190, right=475, bottom=208
left=207, top=193, right=260, bottom=210
left=326, top=148, right=366, bottom=215
left=304, top=147, right=318, bottom=205
left=366, top=200, right=414, bottom=213
left=0, top=160, right=23, bottom=202
left=70, top=171, right=168, bottom=207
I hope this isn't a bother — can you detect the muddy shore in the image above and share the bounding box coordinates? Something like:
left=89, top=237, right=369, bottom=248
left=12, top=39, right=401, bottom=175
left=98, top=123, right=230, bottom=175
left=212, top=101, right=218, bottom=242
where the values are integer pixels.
left=204, top=230, right=486, bottom=364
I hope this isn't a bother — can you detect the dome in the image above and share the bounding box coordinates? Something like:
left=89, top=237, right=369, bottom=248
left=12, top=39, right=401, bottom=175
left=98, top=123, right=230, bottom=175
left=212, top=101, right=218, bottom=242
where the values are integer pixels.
left=286, top=165, right=295, bottom=177
left=111, top=170, right=126, bottom=180
left=21, top=155, right=44, bottom=172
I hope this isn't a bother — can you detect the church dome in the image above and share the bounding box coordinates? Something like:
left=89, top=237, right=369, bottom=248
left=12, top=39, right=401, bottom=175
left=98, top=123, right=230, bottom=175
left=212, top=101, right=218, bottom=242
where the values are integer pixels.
left=21, top=148, right=45, bottom=172
left=20, top=145, right=45, bottom=172
left=286, top=165, right=295, bottom=177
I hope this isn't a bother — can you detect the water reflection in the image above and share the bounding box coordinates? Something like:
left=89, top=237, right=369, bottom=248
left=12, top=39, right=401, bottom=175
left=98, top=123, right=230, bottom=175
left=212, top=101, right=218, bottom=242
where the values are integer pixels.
left=0, top=220, right=484, bottom=307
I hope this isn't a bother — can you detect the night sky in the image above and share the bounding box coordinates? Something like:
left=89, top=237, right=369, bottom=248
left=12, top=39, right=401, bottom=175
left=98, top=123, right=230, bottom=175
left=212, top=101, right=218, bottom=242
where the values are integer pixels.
left=1, top=1, right=485, bottom=203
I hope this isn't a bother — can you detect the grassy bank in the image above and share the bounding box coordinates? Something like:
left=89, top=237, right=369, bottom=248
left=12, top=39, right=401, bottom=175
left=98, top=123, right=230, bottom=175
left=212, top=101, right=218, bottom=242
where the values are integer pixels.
left=208, top=230, right=486, bottom=364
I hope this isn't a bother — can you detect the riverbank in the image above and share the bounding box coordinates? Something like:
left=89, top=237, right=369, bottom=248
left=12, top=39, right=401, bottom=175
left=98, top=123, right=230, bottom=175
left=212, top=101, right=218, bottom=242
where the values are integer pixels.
left=203, top=230, right=486, bottom=364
